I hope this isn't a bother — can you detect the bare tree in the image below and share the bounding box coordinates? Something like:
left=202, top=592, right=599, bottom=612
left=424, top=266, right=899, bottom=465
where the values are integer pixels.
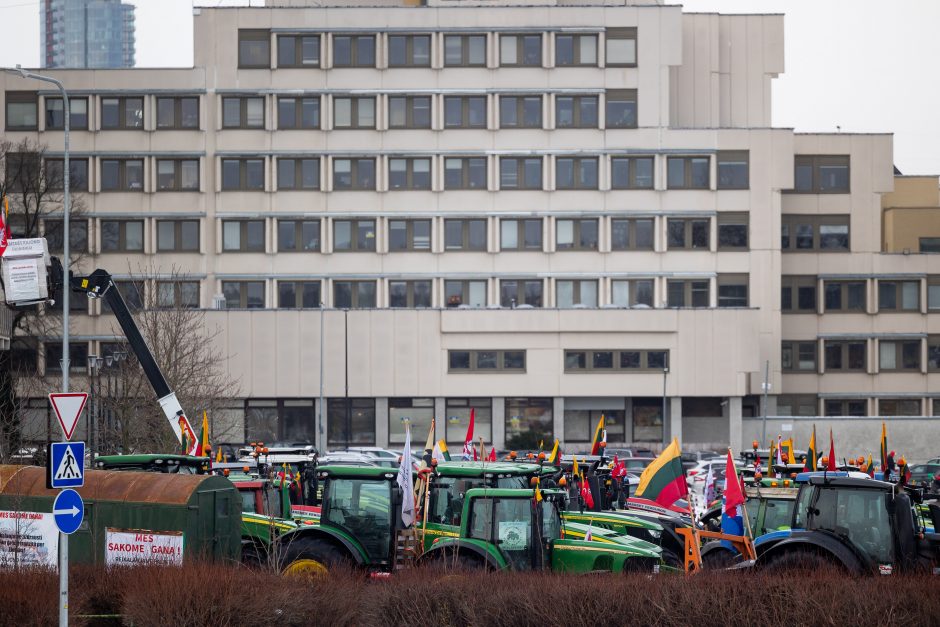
left=92, top=264, right=241, bottom=454
left=0, top=138, right=87, bottom=462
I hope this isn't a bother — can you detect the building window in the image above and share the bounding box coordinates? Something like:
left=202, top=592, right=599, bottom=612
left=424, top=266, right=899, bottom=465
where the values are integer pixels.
left=499, top=96, right=542, bottom=129
left=717, top=274, right=748, bottom=308
left=605, top=27, right=637, bottom=66
left=500, top=219, right=542, bottom=251
left=556, top=218, right=598, bottom=251
left=928, top=335, right=940, bottom=371
left=101, top=96, right=143, bottom=130
left=277, top=158, right=320, bottom=190
left=611, top=218, right=653, bottom=251
left=333, top=96, right=375, bottom=129
left=717, top=213, right=749, bottom=250
left=500, top=279, right=543, bottom=308
left=499, top=157, right=541, bottom=190
left=156, top=159, right=199, bottom=191
left=246, top=399, right=317, bottom=446
left=101, top=219, right=143, bottom=252
left=44, top=219, right=88, bottom=254
left=444, top=96, right=487, bottom=129
left=45, top=96, right=88, bottom=130
left=389, top=280, right=432, bottom=308
left=277, top=97, right=320, bottom=129
left=328, top=398, right=376, bottom=447
left=45, top=158, right=88, bottom=192
left=824, top=340, right=867, bottom=372
left=449, top=351, right=525, bottom=372
left=277, top=219, right=320, bottom=252
left=928, top=277, right=940, bottom=311
left=667, top=280, right=709, bottom=308
left=782, top=340, right=817, bottom=372
left=222, top=281, right=264, bottom=308
left=221, top=158, right=264, bottom=191
left=156, top=96, right=198, bottom=129
left=44, top=342, right=88, bottom=375
left=222, top=220, right=265, bottom=252
left=824, top=399, right=867, bottom=417
left=443, top=157, right=487, bottom=190
left=555, top=157, right=598, bottom=190
left=500, top=34, right=541, bottom=66
left=156, top=281, right=200, bottom=309
left=222, top=97, right=264, bottom=129
left=667, top=218, right=710, bottom=250
left=388, top=96, right=431, bottom=129
left=717, top=151, right=749, bottom=189
left=4, top=153, right=38, bottom=191
left=781, top=215, right=850, bottom=252
left=277, top=34, right=320, bottom=67
left=48, top=279, right=88, bottom=314
left=781, top=275, right=817, bottom=313
left=667, top=156, right=709, bottom=189
left=333, top=280, right=376, bottom=308
left=611, top=157, right=654, bottom=189
left=101, top=159, right=143, bottom=191
left=632, top=398, right=663, bottom=442
left=878, top=399, right=921, bottom=417
left=565, top=349, right=667, bottom=372
left=555, top=95, right=598, bottom=129
left=444, top=280, right=487, bottom=308
left=444, top=34, right=486, bottom=67
left=388, top=158, right=431, bottom=190
left=156, top=220, right=199, bottom=252
left=278, top=281, right=321, bottom=309
left=555, top=34, right=597, bottom=66
left=238, top=29, right=270, bottom=68
left=556, top=279, right=597, bottom=308
left=505, top=397, right=552, bottom=449
left=332, top=34, right=376, bottom=68
left=444, top=219, right=486, bottom=250
left=389, top=219, right=431, bottom=251
left=332, top=158, right=375, bottom=190
left=389, top=398, right=435, bottom=445
left=445, top=398, right=492, bottom=445
left=879, top=339, right=921, bottom=371
left=877, top=280, right=920, bottom=311
left=5, top=91, right=37, bottom=130
left=388, top=34, right=431, bottom=67
left=793, top=155, right=850, bottom=193
left=823, top=280, right=866, bottom=312
left=109, top=281, right=145, bottom=312
left=919, top=238, right=940, bottom=253
left=611, top=279, right=653, bottom=307
left=776, top=395, right=817, bottom=417
left=564, top=408, right=626, bottom=443
left=333, top=219, right=376, bottom=252
left=605, top=90, right=637, bottom=129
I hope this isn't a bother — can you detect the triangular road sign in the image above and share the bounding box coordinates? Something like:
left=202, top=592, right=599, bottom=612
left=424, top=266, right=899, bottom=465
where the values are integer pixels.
left=49, top=393, right=88, bottom=440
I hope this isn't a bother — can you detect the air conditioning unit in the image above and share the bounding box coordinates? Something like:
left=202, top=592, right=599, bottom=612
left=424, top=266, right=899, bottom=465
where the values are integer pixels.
left=211, top=294, right=226, bottom=309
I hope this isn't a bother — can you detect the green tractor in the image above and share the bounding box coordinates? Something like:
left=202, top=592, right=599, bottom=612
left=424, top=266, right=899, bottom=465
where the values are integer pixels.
left=276, top=465, right=662, bottom=575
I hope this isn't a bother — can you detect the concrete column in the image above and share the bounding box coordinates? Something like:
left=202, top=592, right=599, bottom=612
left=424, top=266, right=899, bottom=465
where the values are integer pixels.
left=492, top=397, right=506, bottom=449
left=728, top=396, right=743, bottom=452
left=434, top=397, right=446, bottom=440
left=553, top=397, right=565, bottom=445
left=375, top=397, right=389, bottom=448
left=668, top=396, right=682, bottom=445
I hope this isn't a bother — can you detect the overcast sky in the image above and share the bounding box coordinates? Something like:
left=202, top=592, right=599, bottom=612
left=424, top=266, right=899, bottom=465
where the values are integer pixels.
left=0, top=0, right=937, bottom=174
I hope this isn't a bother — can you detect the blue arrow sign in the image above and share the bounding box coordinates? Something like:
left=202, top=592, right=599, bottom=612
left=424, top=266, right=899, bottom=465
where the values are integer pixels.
left=49, top=441, right=85, bottom=489
left=53, top=489, right=84, bottom=535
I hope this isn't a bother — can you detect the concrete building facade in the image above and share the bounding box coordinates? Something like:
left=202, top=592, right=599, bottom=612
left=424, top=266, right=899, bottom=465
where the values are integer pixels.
left=3, top=0, right=938, bottom=458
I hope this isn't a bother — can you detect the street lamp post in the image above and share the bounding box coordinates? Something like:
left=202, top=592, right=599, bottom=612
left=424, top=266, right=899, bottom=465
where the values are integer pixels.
left=2, top=65, right=71, bottom=627
left=662, top=367, right=669, bottom=444
left=318, top=302, right=325, bottom=454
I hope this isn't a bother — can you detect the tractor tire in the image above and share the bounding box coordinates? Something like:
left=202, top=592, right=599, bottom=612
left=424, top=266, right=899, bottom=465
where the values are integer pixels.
left=280, top=537, right=350, bottom=578
left=423, top=548, right=486, bottom=571
left=241, top=542, right=267, bottom=569
left=701, top=548, right=738, bottom=569
left=763, top=549, right=838, bottom=573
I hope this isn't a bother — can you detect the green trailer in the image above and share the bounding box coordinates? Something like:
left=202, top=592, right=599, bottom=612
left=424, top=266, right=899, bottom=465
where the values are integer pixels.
left=0, top=465, right=240, bottom=566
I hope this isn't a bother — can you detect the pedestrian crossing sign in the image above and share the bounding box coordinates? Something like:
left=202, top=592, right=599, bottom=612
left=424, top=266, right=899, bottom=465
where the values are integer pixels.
left=48, top=441, right=85, bottom=489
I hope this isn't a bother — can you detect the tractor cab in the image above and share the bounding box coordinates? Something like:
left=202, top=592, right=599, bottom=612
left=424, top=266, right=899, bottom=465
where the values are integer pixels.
left=94, top=454, right=210, bottom=474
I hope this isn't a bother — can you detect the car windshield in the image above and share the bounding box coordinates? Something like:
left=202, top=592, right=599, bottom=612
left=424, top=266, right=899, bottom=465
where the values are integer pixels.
left=324, top=478, right=392, bottom=561
left=809, top=487, right=892, bottom=564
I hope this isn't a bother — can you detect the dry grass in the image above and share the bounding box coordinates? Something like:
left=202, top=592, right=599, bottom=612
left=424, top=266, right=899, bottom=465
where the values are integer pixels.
left=0, top=563, right=937, bottom=627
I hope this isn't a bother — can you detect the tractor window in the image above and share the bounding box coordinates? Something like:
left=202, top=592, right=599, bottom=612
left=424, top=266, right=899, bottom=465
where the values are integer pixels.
left=430, top=478, right=484, bottom=527
left=794, top=485, right=814, bottom=529
left=540, top=501, right=562, bottom=542
left=744, top=496, right=760, bottom=526
left=811, top=487, right=892, bottom=564
left=240, top=490, right=258, bottom=514
left=469, top=498, right=494, bottom=541
left=762, top=498, right=794, bottom=532
left=324, top=479, right=393, bottom=561
left=263, top=484, right=284, bottom=519
left=496, top=476, right=528, bottom=489
left=494, top=498, right=533, bottom=570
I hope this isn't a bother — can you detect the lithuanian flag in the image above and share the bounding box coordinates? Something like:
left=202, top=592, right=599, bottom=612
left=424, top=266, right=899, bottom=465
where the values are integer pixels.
left=590, top=415, right=606, bottom=455
left=805, top=425, right=817, bottom=471
left=195, top=410, right=210, bottom=457
left=633, top=438, right=687, bottom=506
left=547, top=439, right=560, bottom=464
left=880, top=421, right=888, bottom=472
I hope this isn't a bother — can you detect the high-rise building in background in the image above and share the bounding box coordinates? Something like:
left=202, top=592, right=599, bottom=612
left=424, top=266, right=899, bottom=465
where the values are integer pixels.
left=40, top=0, right=135, bottom=69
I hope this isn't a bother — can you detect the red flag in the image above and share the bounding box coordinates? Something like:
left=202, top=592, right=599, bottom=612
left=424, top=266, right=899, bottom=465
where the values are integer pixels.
left=0, top=195, right=8, bottom=257
left=580, top=473, right=595, bottom=509
left=462, top=408, right=475, bottom=461
left=827, top=429, right=837, bottom=471
left=611, top=456, right=626, bottom=479
left=487, top=447, right=496, bottom=462
left=722, top=451, right=745, bottom=515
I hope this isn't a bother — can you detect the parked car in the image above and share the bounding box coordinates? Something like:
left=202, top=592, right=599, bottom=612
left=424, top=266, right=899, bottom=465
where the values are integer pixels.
left=908, top=463, right=940, bottom=486
left=680, top=450, right=722, bottom=472
left=318, top=452, right=381, bottom=467
left=623, top=457, right=656, bottom=472
left=605, top=447, right=656, bottom=459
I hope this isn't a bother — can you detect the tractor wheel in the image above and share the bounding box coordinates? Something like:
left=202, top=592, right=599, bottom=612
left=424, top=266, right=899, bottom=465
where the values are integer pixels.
left=701, top=548, right=737, bottom=569
left=241, top=543, right=267, bottom=569
left=280, top=537, right=350, bottom=578
left=423, top=548, right=486, bottom=571
left=764, top=549, right=836, bottom=573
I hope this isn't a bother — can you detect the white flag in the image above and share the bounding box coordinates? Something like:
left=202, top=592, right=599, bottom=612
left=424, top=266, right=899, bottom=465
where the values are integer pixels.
left=584, top=520, right=593, bottom=543
left=397, top=425, right=415, bottom=527
left=703, top=464, right=716, bottom=504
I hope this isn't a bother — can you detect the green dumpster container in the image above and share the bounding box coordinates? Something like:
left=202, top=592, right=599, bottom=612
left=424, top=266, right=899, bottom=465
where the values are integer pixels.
left=0, top=465, right=240, bottom=566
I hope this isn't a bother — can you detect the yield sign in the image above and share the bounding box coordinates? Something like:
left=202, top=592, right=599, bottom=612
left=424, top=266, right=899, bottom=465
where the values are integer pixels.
left=49, top=393, right=89, bottom=440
